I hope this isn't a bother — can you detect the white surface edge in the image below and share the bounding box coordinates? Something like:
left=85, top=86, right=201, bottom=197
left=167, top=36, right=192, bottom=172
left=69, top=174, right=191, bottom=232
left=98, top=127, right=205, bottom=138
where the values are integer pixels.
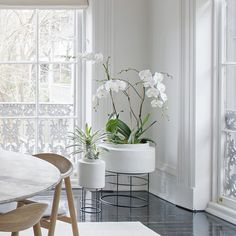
left=206, top=202, right=236, bottom=225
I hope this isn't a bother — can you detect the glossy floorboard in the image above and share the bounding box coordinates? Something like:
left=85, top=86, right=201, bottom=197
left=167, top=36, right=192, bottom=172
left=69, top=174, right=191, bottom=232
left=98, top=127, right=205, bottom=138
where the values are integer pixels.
left=31, top=190, right=236, bottom=236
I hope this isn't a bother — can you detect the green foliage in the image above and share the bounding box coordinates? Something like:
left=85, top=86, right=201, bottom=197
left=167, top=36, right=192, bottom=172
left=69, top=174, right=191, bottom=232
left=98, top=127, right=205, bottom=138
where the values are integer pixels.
left=67, top=124, right=107, bottom=160
left=106, top=114, right=156, bottom=144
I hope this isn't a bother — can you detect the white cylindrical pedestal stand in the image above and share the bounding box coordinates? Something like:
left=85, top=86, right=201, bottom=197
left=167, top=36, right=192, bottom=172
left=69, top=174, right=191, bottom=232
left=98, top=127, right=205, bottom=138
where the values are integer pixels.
left=78, top=159, right=105, bottom=220
left=78, top=159, right=105, bottom=189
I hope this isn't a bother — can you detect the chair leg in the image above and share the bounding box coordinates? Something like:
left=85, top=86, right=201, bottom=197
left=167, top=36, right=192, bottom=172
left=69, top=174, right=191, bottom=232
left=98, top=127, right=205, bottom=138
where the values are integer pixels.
left=48, top=180, right=62, bottom=236
left=33, top=222, right=42, bottom=236
left=11, top=232, right=19, bottom=236
left=65, top=177, right=79, bottom=236
left=17, top=201, right=24, bottom=208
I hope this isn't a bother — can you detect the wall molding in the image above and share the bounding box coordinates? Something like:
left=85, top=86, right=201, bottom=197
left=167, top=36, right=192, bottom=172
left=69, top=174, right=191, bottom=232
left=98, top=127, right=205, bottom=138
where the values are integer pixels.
left=89, top=0, right=113, bottom=129
left=148, top=0, right=197, bottom=208
left=150, top=168, right=177, bottom=204
left=211, top=0, right=224, bottom=204
left=156, top=163, right=177, bottom=177
left=176, top=0, right=196, bottom=208
left=206, top=202, right=236, bottom=225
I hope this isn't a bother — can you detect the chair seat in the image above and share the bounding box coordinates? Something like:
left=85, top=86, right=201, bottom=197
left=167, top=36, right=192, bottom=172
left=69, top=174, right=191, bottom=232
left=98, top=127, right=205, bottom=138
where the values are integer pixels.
left=0, top=198, right=67, bottom=217
left=29, top=196, right=67, bottom=217
left=0, top=202, right=17, bottom=214
left=0, top=203, right=47, bottom=234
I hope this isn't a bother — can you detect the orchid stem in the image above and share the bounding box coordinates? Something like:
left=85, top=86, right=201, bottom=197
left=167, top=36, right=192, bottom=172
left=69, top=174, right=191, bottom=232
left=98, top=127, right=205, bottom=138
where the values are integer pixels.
left=103, top=57, right=118, bottom=117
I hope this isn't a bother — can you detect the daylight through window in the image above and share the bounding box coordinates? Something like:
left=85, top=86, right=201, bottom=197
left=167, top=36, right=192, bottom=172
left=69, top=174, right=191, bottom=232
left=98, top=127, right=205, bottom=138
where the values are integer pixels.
left=0, top=9, right=84, bottom=156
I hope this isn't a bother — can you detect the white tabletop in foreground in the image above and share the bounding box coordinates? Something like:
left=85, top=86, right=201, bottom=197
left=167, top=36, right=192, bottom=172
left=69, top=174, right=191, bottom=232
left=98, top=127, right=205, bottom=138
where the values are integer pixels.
left=0, top=150, right=61, bottom=204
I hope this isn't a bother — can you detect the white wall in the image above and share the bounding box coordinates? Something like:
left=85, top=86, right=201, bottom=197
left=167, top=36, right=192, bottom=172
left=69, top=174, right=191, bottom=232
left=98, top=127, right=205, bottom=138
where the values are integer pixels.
left=148, top=0, right=213, bottom=210
left=90, top=0, right=213, bottom=211
left=89, top=0, right=151, bottom=190
left=110, top=0, right=150, bottom=125
left=148, top=0, right=180, bottom=204
left=89, top=0, right=150, bottom=129
left=112, top=0, right=150, bottom=71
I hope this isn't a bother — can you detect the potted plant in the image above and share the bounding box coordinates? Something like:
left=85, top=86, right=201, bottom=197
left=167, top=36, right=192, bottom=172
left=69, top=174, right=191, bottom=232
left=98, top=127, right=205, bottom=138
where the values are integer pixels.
left=80, top=52, right=170, bottom=174
left=67, top=124, right=106, bottom=188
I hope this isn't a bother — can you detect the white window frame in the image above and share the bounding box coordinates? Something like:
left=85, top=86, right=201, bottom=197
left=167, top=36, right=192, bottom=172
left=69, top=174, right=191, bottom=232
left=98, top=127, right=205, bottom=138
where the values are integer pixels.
left=0, top=9, right=87, bottom=158
left=217, top=0, right=236, bottom=209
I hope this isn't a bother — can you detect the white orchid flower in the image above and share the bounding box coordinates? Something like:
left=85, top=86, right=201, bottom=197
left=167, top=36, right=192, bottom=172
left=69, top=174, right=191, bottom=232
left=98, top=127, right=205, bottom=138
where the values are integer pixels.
left=105, top=80, right=127, bottom=93
left=78, top=52, right=94, bottom=60
left=86, top=53, right=95, bottom=60
left=139, top=70, right=152, bottom=82
left=105, top=80, right=120, bottom=93
left=96, top=85, right=109, bottom=98
left=153, top=72, right=164, bottom=82
left=79, top=52, right=104, bottom=63
left=156, top=82, right=166, bottom=93
left=92, top=95, right=97, bottom=103
left=151, top=100, right=158, bottom=108
left=151, top=99, right=164, bottom=108
left=160, top=92, right=167, bottom=102
left=117, top=80, right=127, bottom=91
left=143, top=76, right=158, bottom=88
left=94, top=53, right=104, bottom=63
left=146, top=87, right=159, bottom=98
left=92, top=95, right=99, bottom=108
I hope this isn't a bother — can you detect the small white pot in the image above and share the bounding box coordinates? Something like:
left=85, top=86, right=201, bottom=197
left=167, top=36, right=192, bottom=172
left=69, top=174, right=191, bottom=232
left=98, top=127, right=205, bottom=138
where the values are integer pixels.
left=78, top=159, right=105, bottom=189
left=100, top=143, right=155, bottom=174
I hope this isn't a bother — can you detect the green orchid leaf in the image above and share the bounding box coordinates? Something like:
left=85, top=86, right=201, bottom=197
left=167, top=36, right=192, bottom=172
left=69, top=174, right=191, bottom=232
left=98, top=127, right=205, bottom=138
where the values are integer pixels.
left=135, top=113, right=151, bottom=136
left=141, top=113, right=150, bottom=128
left=106, top=118, right=131, bottom=141
left=136, top=120, right=157, bottom=138
left=106, top=119, right=119, bottom=133
left=139, top=138, right=156, bottom=144
left=116, top=119, right=131, bottom=138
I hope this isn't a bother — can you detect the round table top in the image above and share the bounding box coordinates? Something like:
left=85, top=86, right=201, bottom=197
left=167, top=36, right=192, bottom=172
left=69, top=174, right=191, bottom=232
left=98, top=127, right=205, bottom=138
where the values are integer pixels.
left=0, top=150, right=61, bottom=204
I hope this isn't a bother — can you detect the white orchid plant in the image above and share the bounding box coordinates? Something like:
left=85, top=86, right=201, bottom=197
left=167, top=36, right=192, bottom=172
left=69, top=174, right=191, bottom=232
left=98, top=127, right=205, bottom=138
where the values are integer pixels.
left=80, top=52, right=170, bottom=144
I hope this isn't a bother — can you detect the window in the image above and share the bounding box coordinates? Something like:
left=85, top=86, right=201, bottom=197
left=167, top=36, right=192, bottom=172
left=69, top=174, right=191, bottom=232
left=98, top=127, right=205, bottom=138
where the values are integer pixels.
left=0, top=9, right=84, bottom=156
left=220, top=0, right=236, bottom=206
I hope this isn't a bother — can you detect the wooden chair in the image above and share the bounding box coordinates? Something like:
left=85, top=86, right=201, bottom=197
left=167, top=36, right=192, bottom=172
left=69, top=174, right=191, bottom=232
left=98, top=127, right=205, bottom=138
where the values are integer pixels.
left=22, top=153, right=79, bottom=236
left=0, top=203, right=47, bottom=236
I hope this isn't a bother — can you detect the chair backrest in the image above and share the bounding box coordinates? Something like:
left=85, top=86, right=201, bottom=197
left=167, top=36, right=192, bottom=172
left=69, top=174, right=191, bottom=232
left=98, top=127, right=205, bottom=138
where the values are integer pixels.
left=0, top=203, right=47, bottom=232
left=33, top=153, right=73, bottom=178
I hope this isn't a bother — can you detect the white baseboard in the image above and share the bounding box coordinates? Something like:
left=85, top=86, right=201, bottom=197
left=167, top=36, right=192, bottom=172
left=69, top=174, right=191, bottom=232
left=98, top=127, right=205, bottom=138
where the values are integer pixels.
left=206, top=202, right=236, bottom=225
left=149, top=168, right=196, bottom=210
left=149, top=168, right=177, bottom=205
left=175, top=183, right=194, bottom=210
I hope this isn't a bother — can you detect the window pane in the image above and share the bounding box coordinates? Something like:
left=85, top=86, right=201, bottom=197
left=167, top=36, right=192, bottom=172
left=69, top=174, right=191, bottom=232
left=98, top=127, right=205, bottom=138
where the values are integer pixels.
left=38, top=118, right=73, bottom=156
left=39, top=63, right=74, bottom=104
left=223, top=1, right=236, bottom=202
left=0, top=9, right=82, bottom=162
left=0, top=119, right=35, bottom=153
left=224, top=133, right=236, bottom=199
left=225, top=66, right=236, bottom=110
left=0, top=10, right=36, bottom=61
left=39, top=104, right=74, bottom=116
left=226, top=0, right=236, bottom=61
left=0, top=64, right=36, bottom=103
left=39, top=10, right=75, bottom=62
left=0, top=104, right=35, bottom=117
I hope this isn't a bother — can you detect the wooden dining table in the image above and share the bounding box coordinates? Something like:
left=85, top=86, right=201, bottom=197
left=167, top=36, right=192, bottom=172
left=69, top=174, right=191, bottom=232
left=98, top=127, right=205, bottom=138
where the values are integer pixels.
left=0, top=149, right=61, bottom=204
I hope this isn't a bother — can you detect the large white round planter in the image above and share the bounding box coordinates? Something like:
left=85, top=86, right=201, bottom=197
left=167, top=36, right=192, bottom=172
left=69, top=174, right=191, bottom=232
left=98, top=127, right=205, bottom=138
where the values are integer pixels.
left=78, top=159, right=105, bottom=189
left=100, top=143, right=155, bottom=174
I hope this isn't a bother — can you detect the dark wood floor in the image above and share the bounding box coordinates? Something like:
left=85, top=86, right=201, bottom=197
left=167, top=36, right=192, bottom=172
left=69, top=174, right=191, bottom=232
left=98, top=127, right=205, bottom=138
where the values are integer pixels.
left=67, top=190, right=236, bottom=236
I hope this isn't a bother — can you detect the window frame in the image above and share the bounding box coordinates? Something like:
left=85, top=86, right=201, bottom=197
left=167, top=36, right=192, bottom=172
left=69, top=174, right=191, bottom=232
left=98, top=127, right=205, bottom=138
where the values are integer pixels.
left=0, top=9, right=87, bottom=157
left=217, top=0, right=236, bottom=209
